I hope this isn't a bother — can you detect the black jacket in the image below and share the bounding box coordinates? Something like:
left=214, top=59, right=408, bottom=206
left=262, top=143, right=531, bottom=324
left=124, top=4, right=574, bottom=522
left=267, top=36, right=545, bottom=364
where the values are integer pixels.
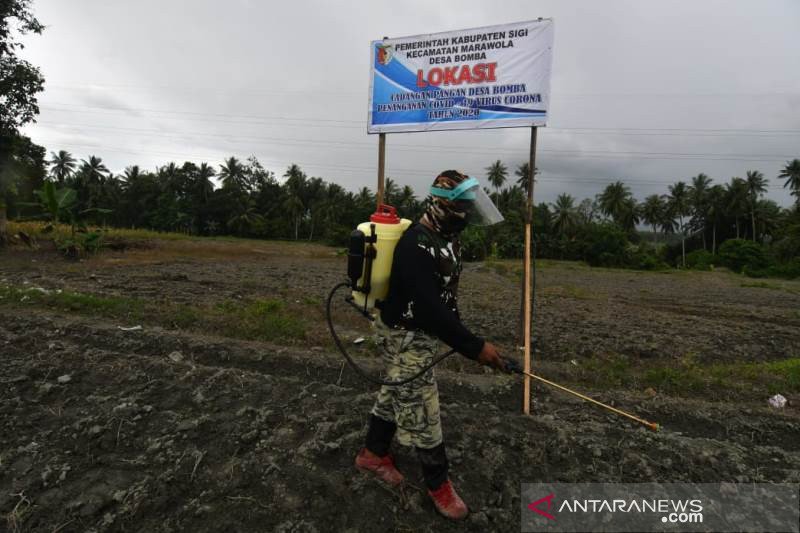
left=379, top=223, right=484, bottom=359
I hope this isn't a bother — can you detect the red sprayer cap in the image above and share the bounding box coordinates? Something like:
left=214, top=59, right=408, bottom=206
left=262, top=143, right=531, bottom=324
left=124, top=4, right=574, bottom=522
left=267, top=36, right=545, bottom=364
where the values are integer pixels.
left=370, top=204, right=401, bottom=224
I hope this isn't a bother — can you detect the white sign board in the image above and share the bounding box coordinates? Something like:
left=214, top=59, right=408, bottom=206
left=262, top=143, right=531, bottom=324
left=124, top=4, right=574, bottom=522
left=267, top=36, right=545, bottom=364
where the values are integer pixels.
left=368, top=19, right=554, bottom=134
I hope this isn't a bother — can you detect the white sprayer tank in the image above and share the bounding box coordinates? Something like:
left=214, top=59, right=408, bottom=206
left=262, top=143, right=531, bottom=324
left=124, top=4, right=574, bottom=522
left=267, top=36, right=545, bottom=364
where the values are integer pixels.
left=352, top=204, right=411, bottom=310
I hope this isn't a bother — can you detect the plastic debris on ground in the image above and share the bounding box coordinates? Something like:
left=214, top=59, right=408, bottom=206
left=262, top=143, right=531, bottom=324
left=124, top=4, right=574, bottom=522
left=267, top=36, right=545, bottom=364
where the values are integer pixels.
left=768, top=394, right=787, bottom=409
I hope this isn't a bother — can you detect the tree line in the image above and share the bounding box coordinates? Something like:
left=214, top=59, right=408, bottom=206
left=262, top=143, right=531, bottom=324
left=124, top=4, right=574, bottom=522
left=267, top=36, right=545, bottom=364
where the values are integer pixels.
left=3, top=147, right=799, bottom=273
left=469, top=159, right=800, bottom=277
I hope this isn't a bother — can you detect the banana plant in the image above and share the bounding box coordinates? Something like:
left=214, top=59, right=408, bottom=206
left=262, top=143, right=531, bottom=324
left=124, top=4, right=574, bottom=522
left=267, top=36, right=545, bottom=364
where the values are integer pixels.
left=35, top=181, right=77, bottom=224
left=24, top=181, right=111, bottom=236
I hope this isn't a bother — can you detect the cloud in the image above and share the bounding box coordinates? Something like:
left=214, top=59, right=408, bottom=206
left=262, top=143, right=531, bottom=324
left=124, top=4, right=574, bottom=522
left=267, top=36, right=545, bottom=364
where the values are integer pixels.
left=20, top=0, right=800, bottom=206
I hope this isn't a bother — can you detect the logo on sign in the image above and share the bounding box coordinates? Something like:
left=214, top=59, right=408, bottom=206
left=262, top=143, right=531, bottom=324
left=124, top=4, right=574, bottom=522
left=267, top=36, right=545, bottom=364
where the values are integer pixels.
left=376, top=44, right=393, bottom=65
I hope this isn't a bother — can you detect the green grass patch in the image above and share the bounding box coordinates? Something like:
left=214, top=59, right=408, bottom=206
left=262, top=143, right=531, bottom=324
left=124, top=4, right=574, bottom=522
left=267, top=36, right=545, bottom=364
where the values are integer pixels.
left=0, top=283, right=306, bottom=343
left=642, top=357, right=800, bottom=396
left=302, top=296, right=322, bottom=306
left=214, top=299, right=306, bottom=341
left=641, top=366, right=706, bottom=392
left=0, top=285, right=146, bottom=319
left=572, top=352, right=800, bottom=399
left=52, top=290, right=143, bottom=315
left=579, top=354, right=635, bottom=388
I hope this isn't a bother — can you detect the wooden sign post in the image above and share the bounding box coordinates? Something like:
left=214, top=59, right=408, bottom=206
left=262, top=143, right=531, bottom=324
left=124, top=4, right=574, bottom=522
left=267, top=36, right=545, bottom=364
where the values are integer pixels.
left=523, top=125, right=538, bottom=415
left=375, top=35, right=388, bottom=209
left=376, top=132, right=386, bottom=207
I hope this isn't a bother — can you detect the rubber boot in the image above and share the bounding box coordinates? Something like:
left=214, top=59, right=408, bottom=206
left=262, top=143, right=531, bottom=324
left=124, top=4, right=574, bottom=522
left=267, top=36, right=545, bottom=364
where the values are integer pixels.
left=355, top=448, right=405, bottom=486
left=428, top=479, right=469, bottom=520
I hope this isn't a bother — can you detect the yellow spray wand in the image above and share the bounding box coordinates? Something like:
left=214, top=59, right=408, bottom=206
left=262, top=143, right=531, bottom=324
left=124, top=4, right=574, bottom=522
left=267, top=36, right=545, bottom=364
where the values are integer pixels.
left=503, top=358, right=660, bottom=432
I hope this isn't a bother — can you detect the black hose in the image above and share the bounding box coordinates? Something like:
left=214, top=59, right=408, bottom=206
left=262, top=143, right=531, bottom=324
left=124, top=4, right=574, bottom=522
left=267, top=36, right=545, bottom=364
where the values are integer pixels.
left=326, top=281, right=458, bottom=386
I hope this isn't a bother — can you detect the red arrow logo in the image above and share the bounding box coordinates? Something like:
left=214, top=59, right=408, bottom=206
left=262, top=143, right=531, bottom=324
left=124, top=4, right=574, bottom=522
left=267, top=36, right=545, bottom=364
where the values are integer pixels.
left=528, top=493, right=556, bottom=520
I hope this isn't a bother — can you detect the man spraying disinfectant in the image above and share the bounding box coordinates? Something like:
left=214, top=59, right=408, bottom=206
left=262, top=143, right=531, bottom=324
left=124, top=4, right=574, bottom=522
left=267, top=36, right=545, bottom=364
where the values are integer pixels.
left=354, top=170, right=507, bottom=520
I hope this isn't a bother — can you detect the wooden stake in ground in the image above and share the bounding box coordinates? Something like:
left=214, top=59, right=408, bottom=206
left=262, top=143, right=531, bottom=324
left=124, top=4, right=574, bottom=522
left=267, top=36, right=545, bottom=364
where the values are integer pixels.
left=523, top=126, right=538, bottom=415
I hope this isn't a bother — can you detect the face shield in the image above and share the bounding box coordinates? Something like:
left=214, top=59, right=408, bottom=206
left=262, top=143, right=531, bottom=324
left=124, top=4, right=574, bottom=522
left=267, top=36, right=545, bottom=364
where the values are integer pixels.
left=430, top=176, right=505, bottom=226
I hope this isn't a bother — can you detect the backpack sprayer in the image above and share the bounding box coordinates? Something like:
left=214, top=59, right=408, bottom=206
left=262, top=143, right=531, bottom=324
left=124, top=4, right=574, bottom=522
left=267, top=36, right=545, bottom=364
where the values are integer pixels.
left=326, top=204, right=461, bottom=386
left=326, top=201, right=659, bottom=431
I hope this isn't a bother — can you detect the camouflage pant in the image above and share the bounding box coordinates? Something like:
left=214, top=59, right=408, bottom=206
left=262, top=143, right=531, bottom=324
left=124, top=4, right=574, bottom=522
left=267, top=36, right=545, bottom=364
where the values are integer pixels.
left=370, top=316, right=443, bottom=449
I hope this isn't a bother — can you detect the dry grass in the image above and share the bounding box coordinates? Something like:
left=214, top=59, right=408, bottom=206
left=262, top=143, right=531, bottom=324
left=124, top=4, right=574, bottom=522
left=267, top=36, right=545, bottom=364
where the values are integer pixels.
left=8, top=221, right=341, bottom=264
left=95, top=240, right=339, bottom=266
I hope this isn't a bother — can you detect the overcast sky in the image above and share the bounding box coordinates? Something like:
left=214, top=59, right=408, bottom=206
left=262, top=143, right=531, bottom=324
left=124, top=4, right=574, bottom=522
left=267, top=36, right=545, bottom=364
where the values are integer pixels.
left=18, top=0, right=800, bottom=207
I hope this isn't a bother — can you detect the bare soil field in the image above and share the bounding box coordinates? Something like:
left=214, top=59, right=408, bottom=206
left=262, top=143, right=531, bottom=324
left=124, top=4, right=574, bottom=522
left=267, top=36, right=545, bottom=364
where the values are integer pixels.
left=2, top=237, right=799, bottom=532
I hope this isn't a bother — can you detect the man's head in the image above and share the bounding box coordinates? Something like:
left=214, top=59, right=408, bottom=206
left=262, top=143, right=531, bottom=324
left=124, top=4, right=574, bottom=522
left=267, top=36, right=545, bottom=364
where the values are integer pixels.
left=422, top=170, right=504, bottom=239
left=422, top=170, right=472, bottom=238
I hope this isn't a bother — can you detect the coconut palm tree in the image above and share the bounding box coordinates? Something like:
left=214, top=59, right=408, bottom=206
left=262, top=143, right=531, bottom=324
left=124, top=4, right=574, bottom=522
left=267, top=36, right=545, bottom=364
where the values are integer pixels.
left=725, top=177, right=749, bottom=239
left=550, top=193, right=578, bottom=238
left=219, top=157, right=246, bottom=192
left=485, top=160, right=508, bottom=193
left=397, top=185, right=416, bottom=215
left=617, top=198, right=640, bottom=234
left=78, top=155, right=109, bottom=184
left=157, top=162, right=186, bottom=196
left=689, top=173, right=712, bottom=249
left=195, top=163, right=215, bottom=203
left=227, top=197, right=264, bottom=236
left=779, top=159, right=800, bottom=203
left=383, top=178, right=400, bottom=206
left=641, top=194, right=665, bottom=243
left=514, top=163, right=537, bottom=196
left=122, top=165, right=142, bottom=184
left=283, top=164, right=307, bottom=197
left=659, top=206, right=677, bottom=238
left=191, top=163, right=215, bottom=234
left=706, top=185, right=726, bottom=254
left=74, top=156, right=109, bottom=211
left=754, top=199, right=781, bottom=242
left=496, top=184, right=526, bottom=214
left=597, top=181, right=632, bottom=224
left=317, top=198, right=340, bottom=231
left=119, top=165, right=157, bottom=228
left=48, top=150, right=76, bottom=185
left=283, top=194, right=305, bottom=240
left=305, top=176, right=326, bottom=240
left=356, top=186, right=374, bottom=207
left=744, top=170, right=768, bottom=241
left=668, top=181, right=690, bottom=267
